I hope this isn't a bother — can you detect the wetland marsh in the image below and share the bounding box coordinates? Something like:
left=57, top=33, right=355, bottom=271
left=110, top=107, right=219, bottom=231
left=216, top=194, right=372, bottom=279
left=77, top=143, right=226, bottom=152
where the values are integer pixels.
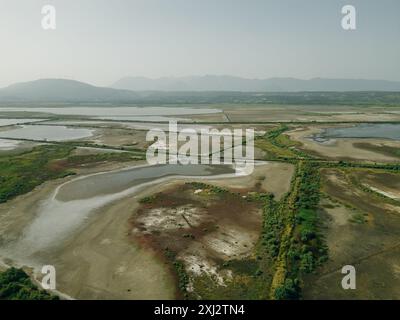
left=0, top=102, right=400, bottom=300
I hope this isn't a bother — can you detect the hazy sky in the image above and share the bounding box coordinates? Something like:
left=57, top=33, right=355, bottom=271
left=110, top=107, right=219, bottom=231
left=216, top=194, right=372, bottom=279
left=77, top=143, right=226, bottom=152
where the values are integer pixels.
left=1, top=0, right=399, bottom=87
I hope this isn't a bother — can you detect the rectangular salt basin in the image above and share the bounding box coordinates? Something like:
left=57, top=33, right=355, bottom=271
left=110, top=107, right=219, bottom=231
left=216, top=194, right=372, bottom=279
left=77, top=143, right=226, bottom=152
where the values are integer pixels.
left=0, top=107, right=221, bottom=117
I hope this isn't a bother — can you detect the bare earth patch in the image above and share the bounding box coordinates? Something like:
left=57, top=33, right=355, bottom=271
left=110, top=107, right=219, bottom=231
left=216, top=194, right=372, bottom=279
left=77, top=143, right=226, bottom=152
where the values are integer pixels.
left=303, top=169, right=400, bottom=299
left=130, top=182, right=263, bottom=298
left=287, top=126, right=400, bottom=162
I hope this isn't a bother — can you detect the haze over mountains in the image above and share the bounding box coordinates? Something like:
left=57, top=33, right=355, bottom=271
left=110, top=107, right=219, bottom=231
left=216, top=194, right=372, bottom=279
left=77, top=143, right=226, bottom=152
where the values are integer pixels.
left=0, top=77, right=400, bottom=103
left=0, top=79, right=138, bottom=102
left=112, top=76, right=400, bottom=92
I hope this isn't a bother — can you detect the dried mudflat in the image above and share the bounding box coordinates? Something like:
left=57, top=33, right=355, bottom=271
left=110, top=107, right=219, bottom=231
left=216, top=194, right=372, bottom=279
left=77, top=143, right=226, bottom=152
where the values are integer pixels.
left=91, top=128, right=150, bottom=150
left=287, top=126, right=400, bottom=162
left=352, top=171, right=400, bottom=201
left=131, top=183, right=262, bottom=298
left=0, top=160, right=293, bottom=299
left=0, top=161, right=176, bottom=300
left=303, top=169, right=400, bottom=299
left=220, top=105, right=400, bottom=123
left=204, top=162, right=294, bottom=200
left=128, top=162, right=294, bottom=299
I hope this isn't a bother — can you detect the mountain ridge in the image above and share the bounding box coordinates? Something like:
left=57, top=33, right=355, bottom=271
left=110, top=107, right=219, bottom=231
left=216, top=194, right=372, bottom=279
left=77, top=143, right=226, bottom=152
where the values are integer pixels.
left=0, top=79, right=138, bottom=102
left=1, top=77, right=400, bottom=104
left=112, top=75, right=400, bottom=92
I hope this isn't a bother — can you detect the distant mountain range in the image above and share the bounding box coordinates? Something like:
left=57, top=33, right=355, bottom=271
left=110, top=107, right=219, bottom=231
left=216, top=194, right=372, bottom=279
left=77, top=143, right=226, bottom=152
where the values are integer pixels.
left=0, top=79, right=138, bottom=102
left=0, top=77, right=400, bottom=103
left=112, top=76, right=400, bottom=92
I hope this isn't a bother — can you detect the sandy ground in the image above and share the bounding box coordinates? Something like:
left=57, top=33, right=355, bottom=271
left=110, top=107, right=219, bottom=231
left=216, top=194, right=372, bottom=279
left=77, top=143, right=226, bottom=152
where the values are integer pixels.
left=0, top=159, right=147, bottom=250
left=220, top=105, right=400, bottom=123
left=287, top=126, right=400, bottom=162
left=303, top=169, right=400, bottom=299
left=365, top=184, right=400, bottom=200
left=351, top=171, right=400, bottom=201
left=0, top=125, right=40, bottom=154
left=0, top=162, right=176, bottom=300
left=0, top=160, right=293, bottom=299
left=130, top=182, right=263, bottom=294
left=204, top=162, right=294, bottom=200
left=91, top=128, right=150, bottom=150
left=51, top=185, right=177, bottom=300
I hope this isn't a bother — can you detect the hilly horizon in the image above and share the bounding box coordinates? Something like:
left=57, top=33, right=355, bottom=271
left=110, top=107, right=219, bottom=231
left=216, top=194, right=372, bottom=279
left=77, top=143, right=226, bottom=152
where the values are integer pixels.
left=1, top=77, right=400, bottom=104
left=112, top=75, right=400, bottom=92
left=0, top=79, right=139, bottom=103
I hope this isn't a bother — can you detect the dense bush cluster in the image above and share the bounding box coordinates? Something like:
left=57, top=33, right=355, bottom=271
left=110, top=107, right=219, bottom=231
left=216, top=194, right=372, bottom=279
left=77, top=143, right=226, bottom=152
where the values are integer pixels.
left=0, top=268, right=58, bottom=300
left=257, top=126, right=313, bottom=160
left=164, top=249, right=189, bottom=299
left=332, top=160, right=400, bottom=171
left=185, top=182, right=228, bottom=194
left=266, top=162, right=328, bottom=300
left=260, top=193, right=282, bottom=258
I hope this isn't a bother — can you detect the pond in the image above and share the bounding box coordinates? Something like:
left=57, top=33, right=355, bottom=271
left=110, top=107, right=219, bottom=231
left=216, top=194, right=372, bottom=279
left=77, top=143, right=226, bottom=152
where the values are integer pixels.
left=4, top=164, right=235, bottom=257
left=0, top=125, right=94, bottom=141
left=316, top=123, right=400, bottom=141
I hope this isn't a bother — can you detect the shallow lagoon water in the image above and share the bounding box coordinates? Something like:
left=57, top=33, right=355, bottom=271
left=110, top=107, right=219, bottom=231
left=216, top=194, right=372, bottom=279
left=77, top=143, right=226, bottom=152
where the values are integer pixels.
left=318, top=124, right=400, bottom=141
left=57, top=164, right=232, bottom=201
left=0, top=125, right=94, bottom=141
left=2, top=164, right=235, bottom=260
left=0, top=106, right=221, bottom=117
left=0, top=139, right=20, bottom=150
left=95, top=115, right=190, bottom=122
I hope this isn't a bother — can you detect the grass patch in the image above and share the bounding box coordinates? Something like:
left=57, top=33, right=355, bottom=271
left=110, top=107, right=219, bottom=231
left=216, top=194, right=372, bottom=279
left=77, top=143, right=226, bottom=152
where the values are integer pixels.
left=185, top=182, right=229, bottom=195
left=138, top=195, right=157, bottom=204
left=222, top=259, right=260, bottom=276
left=349, top=213, right=367, bottom=224
left=354, top=142, right=400, bottom=159
left=268, top=161, right=328, bottom=300
left=65, top=152, right=144, bottom=166
left=164, top=248, right=190, bottom=299
left=0, top=145, right=75, bottom=204
left=255, top=126, right=312, bottom=160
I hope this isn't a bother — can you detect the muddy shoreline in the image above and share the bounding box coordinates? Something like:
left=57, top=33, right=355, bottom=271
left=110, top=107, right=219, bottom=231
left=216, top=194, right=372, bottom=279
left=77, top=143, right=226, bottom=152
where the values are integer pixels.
left=0, top=161, right=293, bottom=299
left=287, top=126, right=400, bottom=162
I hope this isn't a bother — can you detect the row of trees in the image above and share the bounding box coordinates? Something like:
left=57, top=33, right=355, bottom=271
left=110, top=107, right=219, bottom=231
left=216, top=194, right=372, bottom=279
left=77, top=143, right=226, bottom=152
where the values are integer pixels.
left=263, top=161, right=328, bottom=300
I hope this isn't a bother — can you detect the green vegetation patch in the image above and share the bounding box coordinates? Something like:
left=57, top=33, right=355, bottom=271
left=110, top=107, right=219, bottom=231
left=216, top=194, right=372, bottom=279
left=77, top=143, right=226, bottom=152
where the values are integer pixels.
left=349, top=212, right=368, bottom=224
left=255, top=125, right=312, bottom=160
left=138, top=195, right=158, bottom=204
left=190, top=272, right=266, bottom=300
left=0, top=144, right=146, bottom=205
left=0, top=268, right=58, bottom=300
left=0, top=145, right=75, bottom=204
left=185, top=182, right=229, bottom=195
left=222, top=259, right=260, bottom=276
left=65, top=152, right=144, bottom=166
left=267, top=161, right=328, bottom=300
left=164, top=248, right=190, bottom=299
left=353, top=142, right=400, bottom=159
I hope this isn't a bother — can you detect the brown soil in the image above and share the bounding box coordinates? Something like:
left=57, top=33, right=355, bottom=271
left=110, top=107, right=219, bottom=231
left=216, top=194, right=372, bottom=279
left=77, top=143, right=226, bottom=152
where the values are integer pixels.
left=303, top=169, right=400, bottom=299
left=129, top=183, right=263, bottom=298
left=287, top=126, right=400, bottom=162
